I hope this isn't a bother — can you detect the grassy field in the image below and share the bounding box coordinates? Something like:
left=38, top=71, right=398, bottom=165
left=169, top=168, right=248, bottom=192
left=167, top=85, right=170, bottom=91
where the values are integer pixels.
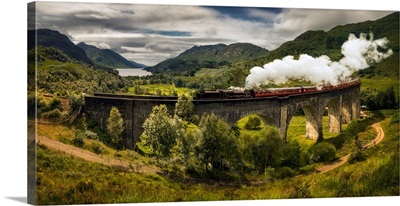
left=127, top=84, right=196, bottom=96
left=37, top=123, right=152, bottom=166
left=36, top=110, right=399, bottom=204
left=236, top=114, right=266, bottom=137
left=361, top=76, right=399, bottom=97
left=195, top=67, right=229, bottom=77
left=236, top=114, right=349, bottom=150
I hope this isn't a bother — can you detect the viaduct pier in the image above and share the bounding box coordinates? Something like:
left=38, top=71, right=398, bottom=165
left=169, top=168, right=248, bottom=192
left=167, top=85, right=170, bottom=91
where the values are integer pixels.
left=84, top=82, right=360, bottom=149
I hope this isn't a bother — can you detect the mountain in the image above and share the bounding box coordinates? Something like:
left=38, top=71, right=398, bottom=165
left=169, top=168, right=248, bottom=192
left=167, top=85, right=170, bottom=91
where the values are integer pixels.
left=77, top=42, right=146, bottom=69
left=202, top=12, right=399, bottom=88
left=28, top=29, right=93, bottom=65
left=129, top=61, right=147, bottom=68
left=249, top=12, right=399, bottom=76
left=145, top=43, right=269, bottom=73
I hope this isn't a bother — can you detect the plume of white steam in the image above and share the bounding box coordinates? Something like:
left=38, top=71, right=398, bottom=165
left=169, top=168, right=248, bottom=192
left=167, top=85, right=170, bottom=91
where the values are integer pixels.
left=245, top=33, right=393, bottom=88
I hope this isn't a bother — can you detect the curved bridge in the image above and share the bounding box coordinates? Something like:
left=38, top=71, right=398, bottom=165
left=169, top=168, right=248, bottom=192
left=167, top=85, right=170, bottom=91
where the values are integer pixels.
left=84, top=82, right=360, bottom=149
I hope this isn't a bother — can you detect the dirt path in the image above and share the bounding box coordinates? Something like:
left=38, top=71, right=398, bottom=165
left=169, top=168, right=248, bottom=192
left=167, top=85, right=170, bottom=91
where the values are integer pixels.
left=37, top=135, right=160, bottom=174
left=317, top=121, right=385, bottom=174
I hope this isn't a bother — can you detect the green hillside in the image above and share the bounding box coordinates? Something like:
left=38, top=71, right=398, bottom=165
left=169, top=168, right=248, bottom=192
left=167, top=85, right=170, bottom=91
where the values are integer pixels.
left=77, top=42, right=146, bottom=69
left=28, top=46, right=128, bottom=96
left=145, top=43, right=269, bottom=74
left=203, top=12, right=399, bottom=90
left=28, top=29, right=93, bottom=65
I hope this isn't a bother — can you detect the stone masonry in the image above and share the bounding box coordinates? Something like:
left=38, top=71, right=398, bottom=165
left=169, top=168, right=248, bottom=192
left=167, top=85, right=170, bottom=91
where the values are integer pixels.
left=84, top=84, right=360, bottom=149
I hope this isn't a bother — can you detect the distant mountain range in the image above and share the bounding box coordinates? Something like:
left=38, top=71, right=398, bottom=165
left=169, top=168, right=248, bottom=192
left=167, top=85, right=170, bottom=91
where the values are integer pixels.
left=77, top=42, right=146, bottom=69
left=28, top=28, right=146, bottom=69
left=145, top=43, right=269, bottom=73
left=28, top=29, right=93, bottom=65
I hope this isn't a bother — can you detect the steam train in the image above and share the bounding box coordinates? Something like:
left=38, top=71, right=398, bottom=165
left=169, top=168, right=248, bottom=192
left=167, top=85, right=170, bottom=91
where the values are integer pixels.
left=195, top=79, right=361, bottom=99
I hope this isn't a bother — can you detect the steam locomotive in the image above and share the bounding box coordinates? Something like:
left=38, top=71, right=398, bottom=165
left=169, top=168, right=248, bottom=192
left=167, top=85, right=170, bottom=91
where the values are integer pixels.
left=195, top=79, right=361, bottom=99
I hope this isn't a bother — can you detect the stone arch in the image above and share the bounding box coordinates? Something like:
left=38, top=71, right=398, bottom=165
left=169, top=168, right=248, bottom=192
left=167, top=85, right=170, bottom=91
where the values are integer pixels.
left=342, top=95, right=352, bottom=124
left=324, top=98, right=341, bottom=133
left=286, top=105, right=320, bottom=141
left=257, top=114, right=276, bottom=128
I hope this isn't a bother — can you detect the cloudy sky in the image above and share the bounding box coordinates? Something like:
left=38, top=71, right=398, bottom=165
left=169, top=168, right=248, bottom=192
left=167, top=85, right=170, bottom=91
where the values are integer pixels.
left=31, top=2, right=393, bottom=66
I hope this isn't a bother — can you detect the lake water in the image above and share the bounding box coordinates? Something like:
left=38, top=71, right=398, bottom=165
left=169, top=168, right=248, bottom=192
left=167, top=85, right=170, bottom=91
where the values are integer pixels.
left=116, top=68, right=152, bottom=77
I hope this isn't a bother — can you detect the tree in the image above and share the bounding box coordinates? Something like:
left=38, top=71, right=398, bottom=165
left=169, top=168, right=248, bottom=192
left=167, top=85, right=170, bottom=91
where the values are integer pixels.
left=174, top=93, right=195, bottom=122
left=195, top=113, right=240, bottom=171
left=68, top=93, right=83, bottom=115
left=361, top=86, right=398, bottom=110
left=382, top=86, right=397, bottom=109
left=346, top=120, right=359, bottom=140
left=107, top=107, right=124, bottom=149
left=142, top=104, right=185, bottom=161
left=133, top=85, right=141, bottom=94
left=281, top=141, right=301, bottom=168
left=310, top=142, right=336, bottom=163
left=250, top=126, right=283, bottom=174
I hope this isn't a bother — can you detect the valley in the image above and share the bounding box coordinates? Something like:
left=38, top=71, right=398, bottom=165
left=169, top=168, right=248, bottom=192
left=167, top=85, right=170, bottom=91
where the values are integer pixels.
left=27, top=9, right=399, bottom=205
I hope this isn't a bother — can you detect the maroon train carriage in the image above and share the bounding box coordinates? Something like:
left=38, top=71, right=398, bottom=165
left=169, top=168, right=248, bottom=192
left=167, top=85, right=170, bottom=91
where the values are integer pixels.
left=195, top=79, right=361, bottom=100
left=253, top=87, right=302, bottom=98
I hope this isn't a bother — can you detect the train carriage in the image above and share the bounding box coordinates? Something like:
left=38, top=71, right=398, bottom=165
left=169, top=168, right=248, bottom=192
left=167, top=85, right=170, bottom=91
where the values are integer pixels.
left=195, top=79, right=360, bottom=100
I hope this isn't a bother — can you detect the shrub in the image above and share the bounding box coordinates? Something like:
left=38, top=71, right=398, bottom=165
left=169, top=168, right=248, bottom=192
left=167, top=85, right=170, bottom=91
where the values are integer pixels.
left=300, top=149, right=311, bottom=166
left=41, top=108, right=62, bottom=119
left=48, top=97, right=63, bottom=111
left=85, top=130, right=98, bottom=140
left=73, top=130, right=85, bottom=147
left=281, top=141, right=301, bottom=168
left=310, top=142, right=336, bottom=163
left=348, top=149, right=365, bottom=164
left=245, top=116, right=261, bottom=130
left=275, top=166, right=295, bottom=179
left=298, top=165, right=316, bottom=174
left=73, top=136, right=84, bottom=147
left=68, top=94, right=83, bottom=114
left=91, top=142, right=103, bottom=155
left=346, top=120, right=359, bottom=140
left=390, top=112, right=399, bottom=124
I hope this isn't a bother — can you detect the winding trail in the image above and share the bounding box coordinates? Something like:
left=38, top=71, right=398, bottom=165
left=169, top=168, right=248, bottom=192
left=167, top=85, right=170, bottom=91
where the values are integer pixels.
left=316, top=121, right=385, bottom=174
left=36, top=135, right=160, bottom=174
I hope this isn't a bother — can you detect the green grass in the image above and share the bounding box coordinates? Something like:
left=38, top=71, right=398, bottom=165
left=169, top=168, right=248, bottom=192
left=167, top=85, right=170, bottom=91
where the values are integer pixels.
left=128, top=84, right=196, bottom=96
left=36, top=110, right=399, bottom=204
left=195, top=67, right=229, bottom=77
left=37, top=123, right=151, bottom=165
left=361, top=76, right=399, bottom=98
left=236, top=114, right=266, bottom=137
left=236, top=114, right=349, bottom=150
left=286, top=116, right=316, bottom=149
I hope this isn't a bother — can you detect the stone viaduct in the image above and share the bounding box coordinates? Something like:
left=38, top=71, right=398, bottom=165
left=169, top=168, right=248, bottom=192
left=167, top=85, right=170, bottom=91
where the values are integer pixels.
left=83, top=83, right=360, bottom=149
